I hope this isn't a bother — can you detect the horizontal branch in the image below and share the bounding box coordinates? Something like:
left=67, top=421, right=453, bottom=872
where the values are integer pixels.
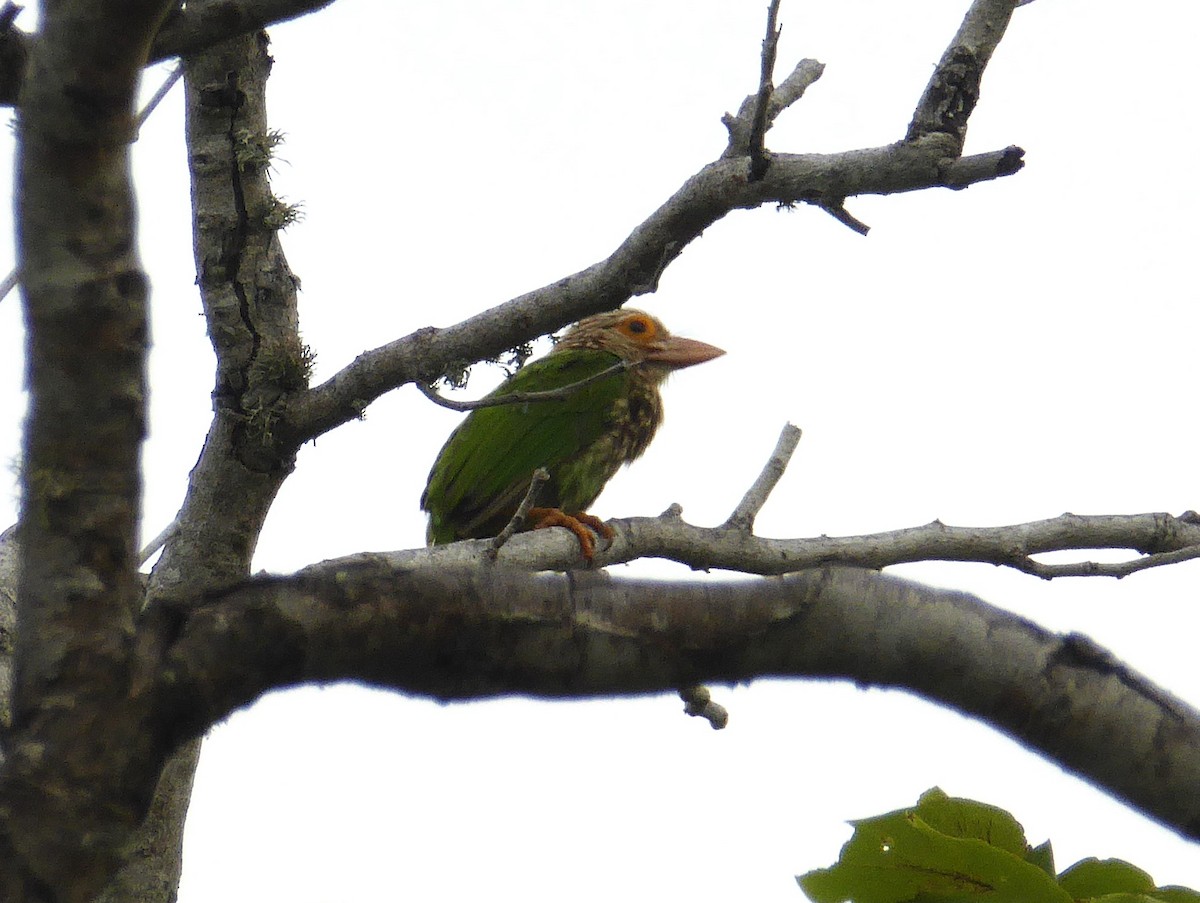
left=282, top=135, right=1023, bottom=446
left=369, top=505, right=1200, bottom=580
left=0, top=0, right=337, bottom=105
left=150, top=0, right=336, bottom=62
left=151, top=558, right=1200, bottom=843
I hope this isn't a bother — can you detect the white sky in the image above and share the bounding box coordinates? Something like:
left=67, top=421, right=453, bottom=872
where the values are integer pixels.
left=2, top=0, right=1199, bottom=900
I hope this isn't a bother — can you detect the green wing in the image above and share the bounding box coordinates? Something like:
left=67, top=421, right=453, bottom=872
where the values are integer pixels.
left=422, top=349, right=627, bottom=543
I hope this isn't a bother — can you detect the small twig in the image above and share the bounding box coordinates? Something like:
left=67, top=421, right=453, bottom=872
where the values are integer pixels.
left=817, top=201, right=870, bottom=236
left=724, top=423, right=801, bottom=532
left=0, top=267, right=18, bottom=305
left=722, top=57, right=823, bottom=160
left=748, top=0, right=783, bottom=181
left=489, top=468, right=550, bottom=558
left=770, top=58, right=824, bottom=116
left=1012, top=545, right=1200, bottom=581
left=417, top=361, right=627, bottom=413
left=139, top=521, right=179, bottom=566
left=136, top=63, right=183, bottom=130
left=680, top=685, right=729, bottom=730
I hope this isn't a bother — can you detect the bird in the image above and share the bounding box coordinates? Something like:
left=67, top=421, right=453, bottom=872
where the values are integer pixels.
left=421, top=308, right=725, bottom=561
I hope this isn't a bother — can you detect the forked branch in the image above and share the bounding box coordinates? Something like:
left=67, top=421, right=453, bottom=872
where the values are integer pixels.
left=283, top=1, right=1029, bottom=442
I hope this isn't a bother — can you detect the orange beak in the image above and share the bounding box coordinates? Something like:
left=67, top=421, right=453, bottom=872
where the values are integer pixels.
left=644, top=335, right=726, bottom=369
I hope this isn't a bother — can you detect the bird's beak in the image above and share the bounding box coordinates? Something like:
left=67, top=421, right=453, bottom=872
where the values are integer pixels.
left=644, top=335, right=726, bottom=369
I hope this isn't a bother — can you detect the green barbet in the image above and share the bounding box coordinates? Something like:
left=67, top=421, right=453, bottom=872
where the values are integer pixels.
left=421, top=308, right=725, bottom=560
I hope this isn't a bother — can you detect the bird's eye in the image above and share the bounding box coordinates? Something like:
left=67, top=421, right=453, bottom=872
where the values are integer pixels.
left=622, top=315, right=655, bottom=339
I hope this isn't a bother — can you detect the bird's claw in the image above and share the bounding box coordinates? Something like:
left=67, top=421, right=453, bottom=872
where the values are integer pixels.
left=528, top=507, right=614, bottom=563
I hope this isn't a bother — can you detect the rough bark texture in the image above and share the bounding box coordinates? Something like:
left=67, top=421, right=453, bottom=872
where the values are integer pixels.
left=143, top=560, right=1200, bottom=840
left=0, top=5, right=302, bottom=900
left=96, top=22, right=307, bottom=902
left=3, top=1, right=175, bottom=900
left=0, top=528, right=14, bottom=737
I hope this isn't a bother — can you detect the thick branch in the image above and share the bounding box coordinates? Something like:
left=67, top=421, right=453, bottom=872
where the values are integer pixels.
left=5, top=0, right=177, bottom=898
left=907, top=0, right=1021, bottom=143
left=0, top=0, right=338, bottom=105
left=150, top=0, right=336, bottom=62
left=0, top=526, right=14, bottom=737
left=149, top=560, right=1200, bottom=842
left=283, top=135, right=1022, bottom=446
left=92, top=22, right=313, bottom=903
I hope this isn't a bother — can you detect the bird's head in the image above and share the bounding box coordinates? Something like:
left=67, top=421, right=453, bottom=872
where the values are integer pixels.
left=555, top=309, right=725, bottom=375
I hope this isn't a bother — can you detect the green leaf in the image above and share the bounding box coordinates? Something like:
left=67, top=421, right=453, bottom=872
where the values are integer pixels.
left=796, top=790, right=1200, bottom=903
left=1058, top=859, right=1155, bottom=898
left=1026, top=840, right=1056, bottom=877
left=1071, top=886, right=1200, bottom=903
left=1154, top=889, right=1200, bottom=903
left=797, top=792, right=1070, bottom=903
left=911, top=787, right=1029, bottom=858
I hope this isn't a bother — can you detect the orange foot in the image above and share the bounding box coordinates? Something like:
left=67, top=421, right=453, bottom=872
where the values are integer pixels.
left=527, top=507, right=615, bottom=563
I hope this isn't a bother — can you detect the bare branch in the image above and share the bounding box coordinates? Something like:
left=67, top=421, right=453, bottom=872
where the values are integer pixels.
left=139, top=520, right=178, bottom=566
left=680, top=685, right=729, bottom=730
left=282, top=135, right=1022, bottom=446
left=771, top=58, right=825, bottom=116
left=0, top=267, right=17, bottom=305
left=1014, top=544, right=1200, bottom=579
left=135, top=61, right=182, bottom=130
left=747, top=0, right=783, bottom=181
left=278, top=2, right=1028, bottom=451
left=724, top=57, right=823, bottom=159
left=489, top=468, right=550, bottom=559
left=723, top=423, right=801, bottom=532
left=153, top=560, right=1200, bottom=842
left=150, top=0, right=337, bottom=62
left=6, top=0, right=180, bottom=896
left=624, top=510, right=1200, bottom=578
left=416, top=361, right=627, bottom=412
left=0, top=0, right=339, bottom=107
left=941, top=145, right=1025, bottom=187
left=817, top=200, right=871, bottom=235
left=414, top=508, right=1200, bottom=580
left=907, top=0, right=1022, bottom=144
